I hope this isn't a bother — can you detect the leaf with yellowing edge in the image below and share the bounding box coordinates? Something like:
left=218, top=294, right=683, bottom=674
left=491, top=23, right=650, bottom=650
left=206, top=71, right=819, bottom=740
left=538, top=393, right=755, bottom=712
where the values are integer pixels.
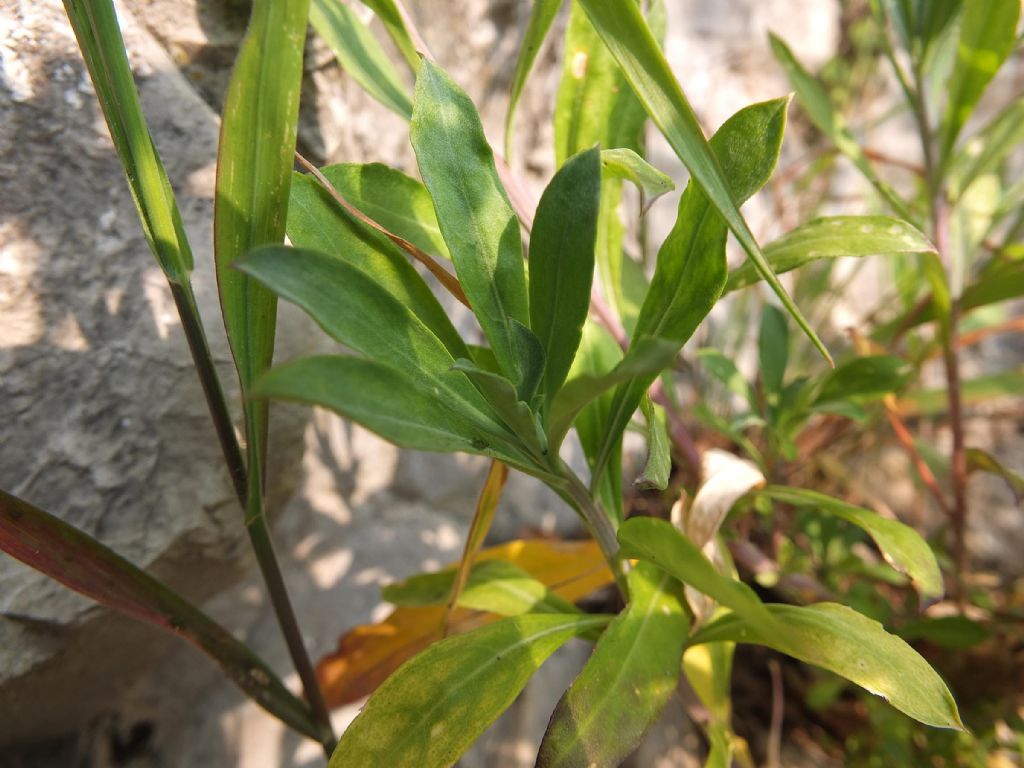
left=316, top=538, right=613, bottom=708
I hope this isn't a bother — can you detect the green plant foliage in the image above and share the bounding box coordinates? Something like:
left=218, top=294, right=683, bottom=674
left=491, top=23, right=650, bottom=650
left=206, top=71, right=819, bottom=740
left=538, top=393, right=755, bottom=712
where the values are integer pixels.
left=726, top=216, right=937, bottom=292
left=937, top=0, right=1021, bottom=166
left=536, top=563, right=688, bottom=768
left=578, top=0, right=830, bottom=361
left=618, top=517, right=783, bottom=639
left=529, top=148, right=602, bottom=407
left=769, top=33, right=912, bottom=219
left=0, top=490, right=322, bottom=742
left=360, top=0, right=420, bottom=71
left=761, top=487, right=943, bottom=602
left=287, top=171, right=467, bottom=357
left=814, top=355, right=913, bottom=403
left=411, top=60, right=536, bottom=390
left=62, top=0, right=193, bottom=284
left=691, top=603, right=964, bottom=730
left=382, top=559, right=579, bottom=615
left=328, top=614, right=611, bottom=768
left=599, top=148, right=675, bottom=203
left=309, top=0, right=412, bottom=119
left=592, top=97, right=788, bottom=483
left=505, top=0, right=563, bottom=157
left=296, top=163, right=450, bottom=260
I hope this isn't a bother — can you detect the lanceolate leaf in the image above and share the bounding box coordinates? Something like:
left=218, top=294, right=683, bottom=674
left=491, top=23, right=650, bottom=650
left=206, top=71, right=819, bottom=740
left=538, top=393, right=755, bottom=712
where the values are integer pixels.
left=577, top=0, right=829, bottom=362
left=237, top=246, right=517, bottom=449
left=600, top=148, right=675, bottom=204
left=304, top=163, right=450, bottom=261
left=444, top=559, right=581, bottom=616
left=411, top=60, right=531, bottom=387
left=761, top=486, right=943, bottom=602
left=214, top=0, right=308, bottom=498
left=555, top=0, right=648, bottom=165
left=287, top=171, right=466, bottom=357
left=965, top=448, right=1024, bottom=502
left=952, top=97, right=1024, bottom=198
left=592, top=98, right=788, bottom=483
left=814, top=355, right=913, bottom=403
left=505, top=0, right=564, bottom=157
left=310, top=0, right=412, bottom=119
left=690, top=602, right=964, bottom=730
left=360, top=0, right=420, bottom=71
left=938, top=0, right=1021, bottom=166
left=548, top=336, right=679, bottom=451
left=617, top=517, right=782, bottom=640
left=252, top=356, right=518, bottom=459
left=451, top=359, right=547, bottom=457
left=726, top=216, right=937, bottom=292
left=0, top=489, right=321, bottom=742
left=537, top=563, right=689, bottom=768
left=530, top=148, right=602, bottom=407
left=328, top=614, right=611, bottom=768
left=63, top=0, right=193, bottom=284
left=769, top=34, right=912, bottom=220
left=554, top=0, right=652, bottom=328
left=637, top=395, right=671, bottom=491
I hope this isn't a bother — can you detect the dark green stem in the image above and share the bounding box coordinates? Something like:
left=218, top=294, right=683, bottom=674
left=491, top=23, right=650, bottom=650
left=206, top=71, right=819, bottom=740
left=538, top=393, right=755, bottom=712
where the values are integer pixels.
left=169, top=281, right=336, bottom=755
left=170, top=283, right=248, bottom=503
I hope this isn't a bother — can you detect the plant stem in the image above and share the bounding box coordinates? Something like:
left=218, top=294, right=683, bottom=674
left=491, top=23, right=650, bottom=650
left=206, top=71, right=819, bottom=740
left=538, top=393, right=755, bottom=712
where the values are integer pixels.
left=557, top=468, right=629, bottom=598
left=170, top=282, right=249, bottom=503
left=905, top=45, right=970, bottom=604
left=169, top=281, right=336, bottom=754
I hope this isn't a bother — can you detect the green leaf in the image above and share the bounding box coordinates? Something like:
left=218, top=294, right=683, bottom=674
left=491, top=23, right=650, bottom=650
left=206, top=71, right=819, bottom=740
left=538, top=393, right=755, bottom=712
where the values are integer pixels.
left=600, top=148, right=675, bottom=204
left=310, top=0, right=412, bottom=119
left=536, top=563, right=688, bottom=768
left=63, top=0, right=193, bottom=283
left=617, top=517, right=782, bottom=639
left=637, top=395, right=671, bottom=490
left=951, top=96, right=1024, bottom=199
left=697, top=349, right=757, bottom=411
left=548, top=336, right=679, bottom=451
left=814, top=355, right=913, bottom=403
left=287, top=171, right=466, bottom=357
left=938, top=0, right=1021, bottom=166
left=237, top=246, right=516, bottom=448
left=577, top=0, right=828, bottom=362
left=214, top=0, right=309, bottom=506
left=360, top=0, right=420, bottom=72
left=899, top=615, right=990, bottom=649
left=555, top=1, right=649, bottom=329
left=384, top=559, right=579, bottom=616
left=555, top=0, right=647, bottom=165
left=505, top=0, right=564, bottom=157
left=769, top=33, right=912, bottom=220
left=592, top=98, right=788, bottom=482
left=411, top=60, right=531, bottom=386
left=966, top=447, right=1024, bottom=502
left=451, top=358, right=547, bottom=458
left=761, top=486, right=943, bottom=602
left=726, top=216, right=937, bottom=292
left=690, top=602, right=964, bottom=730
left=0, top=489, right=321, bottom=742
left=759, top=304, right=789, bottom=400
left=901, top=367, right=1024, bottom=416
left=328, top=613, right=611, bottom=768
left=312, top=163, right=450, bottom=261
left=252, top=356, right=513, bottom=458
left=530, top=148, right=602, bottom=406
left=877, top=260, right=1024, bottom=338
